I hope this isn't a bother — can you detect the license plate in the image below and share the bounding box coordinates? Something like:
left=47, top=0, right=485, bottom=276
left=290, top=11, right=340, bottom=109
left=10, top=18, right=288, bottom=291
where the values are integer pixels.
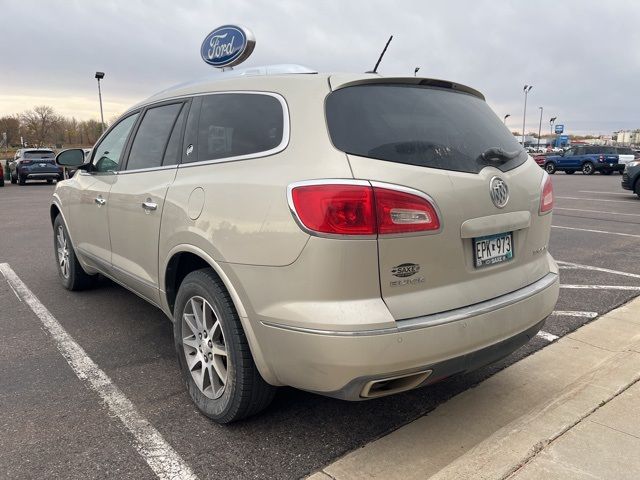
left=473, top=232, right=513, bottom=268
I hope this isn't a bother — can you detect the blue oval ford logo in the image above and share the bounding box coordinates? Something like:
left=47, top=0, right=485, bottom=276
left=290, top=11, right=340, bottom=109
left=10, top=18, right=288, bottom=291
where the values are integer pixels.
left=200, top=25, right=256, bottom=68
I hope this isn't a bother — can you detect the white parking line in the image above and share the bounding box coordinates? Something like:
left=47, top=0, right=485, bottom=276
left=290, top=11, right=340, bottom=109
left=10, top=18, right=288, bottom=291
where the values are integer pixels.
left=0, top=263, right=198, bottom=480
left=552, top=225, right=640, bottom=239
left=558, top=261, right=640, bottom=280
left=556, top=196, right=638, bottom=204
left=555, top=207, right=640, bottom=217
left=536, top=331, right=559, bottom=342
left=578, top=191, right=633, bottom=196
left=561, top=284, right=640, bottom=291
left=551, top=310, right=598, bottom=318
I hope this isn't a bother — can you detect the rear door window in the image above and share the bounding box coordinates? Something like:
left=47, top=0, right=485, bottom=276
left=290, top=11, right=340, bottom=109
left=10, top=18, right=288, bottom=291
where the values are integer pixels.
left=189, top=93, right=285, bottom=163
left=126, top=103, right=183, bottom=171
left=325, top=84, right=526, bottom=174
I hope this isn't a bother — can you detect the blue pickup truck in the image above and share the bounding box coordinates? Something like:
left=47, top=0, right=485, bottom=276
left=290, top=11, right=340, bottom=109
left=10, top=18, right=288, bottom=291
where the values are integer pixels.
left=542, top=146, right=621, bottom=175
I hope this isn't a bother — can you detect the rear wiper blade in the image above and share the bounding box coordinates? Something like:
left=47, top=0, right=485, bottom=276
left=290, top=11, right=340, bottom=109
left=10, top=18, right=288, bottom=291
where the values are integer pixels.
left=479, top=147, right=523, bottom=164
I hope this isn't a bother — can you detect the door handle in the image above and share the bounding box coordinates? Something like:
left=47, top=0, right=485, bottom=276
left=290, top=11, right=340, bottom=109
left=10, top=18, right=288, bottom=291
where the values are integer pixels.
left=142, top=200, right=158, bottom=212
left=94, top=196, right=106, bottom=206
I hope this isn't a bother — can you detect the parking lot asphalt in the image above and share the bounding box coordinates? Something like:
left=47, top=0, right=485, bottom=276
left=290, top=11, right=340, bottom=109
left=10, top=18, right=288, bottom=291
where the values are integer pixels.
left=1, top=172, right=639, bottom=480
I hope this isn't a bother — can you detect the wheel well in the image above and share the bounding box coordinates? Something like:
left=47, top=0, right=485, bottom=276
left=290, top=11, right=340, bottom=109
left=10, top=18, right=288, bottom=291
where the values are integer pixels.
left=165, top=252, right=215, bottom=314
left=50, top=204, right=61, bottom=226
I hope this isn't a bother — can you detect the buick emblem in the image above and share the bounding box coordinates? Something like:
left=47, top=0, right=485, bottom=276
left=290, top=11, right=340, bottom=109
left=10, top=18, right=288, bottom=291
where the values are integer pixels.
left=489, top=177, right=509, bottom=208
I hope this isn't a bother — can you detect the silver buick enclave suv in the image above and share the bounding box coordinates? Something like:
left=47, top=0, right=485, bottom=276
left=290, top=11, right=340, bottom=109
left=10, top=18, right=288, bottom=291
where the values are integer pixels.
left=51, top=66, right=559, bottom=423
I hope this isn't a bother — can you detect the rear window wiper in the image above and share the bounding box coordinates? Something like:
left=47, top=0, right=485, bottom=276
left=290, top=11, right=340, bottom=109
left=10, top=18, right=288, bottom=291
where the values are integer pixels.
left=479, top=147, right=523, bottom=164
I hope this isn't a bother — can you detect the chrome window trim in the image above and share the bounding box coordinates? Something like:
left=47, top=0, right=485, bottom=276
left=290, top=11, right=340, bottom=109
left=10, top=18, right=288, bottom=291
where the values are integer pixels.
left=261, top=272, right=558, bottom=336
left=167, top=91, right=289, bottom=169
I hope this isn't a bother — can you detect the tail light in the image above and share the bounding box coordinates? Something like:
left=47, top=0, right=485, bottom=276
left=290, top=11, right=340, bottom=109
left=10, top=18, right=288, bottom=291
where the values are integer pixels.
left=539, top=173, right=554, bottom=214
left=288, top=181, right=440, bottom=236
left=21, top=160, right=33, bottom=165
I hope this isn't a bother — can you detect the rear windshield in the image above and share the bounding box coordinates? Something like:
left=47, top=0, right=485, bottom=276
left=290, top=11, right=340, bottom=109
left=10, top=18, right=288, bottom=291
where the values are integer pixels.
left=617, top=147, right=634, bottom=154
left=24, top=150, right=54, bottom=159
left=325, top=84, right=527, bottom=174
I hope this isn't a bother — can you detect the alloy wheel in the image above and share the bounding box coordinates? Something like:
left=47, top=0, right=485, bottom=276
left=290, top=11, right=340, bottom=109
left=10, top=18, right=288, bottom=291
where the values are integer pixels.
left=56, top=226, right=70, bottom=279
left=181, top=296, right=228, bottom=399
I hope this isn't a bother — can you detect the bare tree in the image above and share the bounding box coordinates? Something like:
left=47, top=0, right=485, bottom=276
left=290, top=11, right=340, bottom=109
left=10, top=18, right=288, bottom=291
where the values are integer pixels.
left=21, top=105, right=62, bottom=147
left=0, top=115, right=20, bottom=148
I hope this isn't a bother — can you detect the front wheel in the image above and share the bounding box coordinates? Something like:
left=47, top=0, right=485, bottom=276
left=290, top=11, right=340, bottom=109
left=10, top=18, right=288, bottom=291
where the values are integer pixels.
left=174, top=269, right=275, bottom=424
left=53, top=215, right=95, bottom=290
left=544, top=163, right=556, bottom=174
left=582, top=162, right=595, bottom=175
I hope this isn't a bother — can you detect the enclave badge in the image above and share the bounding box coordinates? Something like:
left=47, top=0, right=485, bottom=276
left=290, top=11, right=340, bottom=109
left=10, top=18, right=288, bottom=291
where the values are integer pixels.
left=200, top=25, right=256, bottom=68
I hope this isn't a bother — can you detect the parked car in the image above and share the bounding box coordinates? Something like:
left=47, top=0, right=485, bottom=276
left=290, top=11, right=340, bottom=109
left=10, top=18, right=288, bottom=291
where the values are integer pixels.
left=621, top=161, right=640, bottom=197
left=51, top=66, right=559, bottom=423
left=10, top=148, right=63, bottom=185
left=542, top=145, right=621, bottom=175
left=615, top=147, right=639, bottom=171
left=533, top=152, right=552, bottom=167
left=0, top=161, right=4, bottom=187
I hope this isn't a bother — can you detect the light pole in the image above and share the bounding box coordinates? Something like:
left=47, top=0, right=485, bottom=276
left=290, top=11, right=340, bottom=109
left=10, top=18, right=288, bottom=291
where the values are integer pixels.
left=95, top=71, right=105, bottom=133
left=549, top=116, right=557, bottom=135
left=537, top=107, right=543, bottom=151
left=503, top=113, right=511, bottom=125
left=522, top=85, right=533, bottom=146
left=414, top=67, right=420, bottom=77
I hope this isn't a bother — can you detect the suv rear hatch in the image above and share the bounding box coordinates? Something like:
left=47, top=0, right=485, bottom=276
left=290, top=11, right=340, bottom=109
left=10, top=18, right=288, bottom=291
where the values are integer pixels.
left=326, top=77, right=552, bottom=320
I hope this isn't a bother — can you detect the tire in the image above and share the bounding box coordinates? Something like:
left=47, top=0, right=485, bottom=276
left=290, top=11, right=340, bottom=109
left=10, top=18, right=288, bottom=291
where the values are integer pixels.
left=10, top=173, right=16, bottom=184
left=18, top=174, right=26, bottom=185
left=635, top=179, right=640, bottom=198
left=46, top=178, right=53, bottom=184
left=602, top=169, right=612, bottom=175
left=565, top=170, right=575, bottom=175
left=173, top=268, right=275, bottom=423
left=53, top=215, right=95, bottom=290
left=544, top=163, right=556, bottom=174
left=0, top=177, right=4, bottom=187
left=582, top=162, right=595, bottom=175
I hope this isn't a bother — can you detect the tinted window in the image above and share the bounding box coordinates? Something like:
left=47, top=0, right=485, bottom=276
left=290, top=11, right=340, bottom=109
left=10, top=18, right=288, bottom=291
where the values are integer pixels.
left=163, top=104, right=187, bottom=166
left=574, top=147, right=585, bottom=155
left=326, top=84, right=526, bottom=174
left=192, top=93, right=284, bottom=163
left=618, top=147, right=634, bottom=154
left=127, top=103, right=182, bottom=170
left=24, top=150, right=54, bottom=159
left=92, top=113, right=139, bottom=172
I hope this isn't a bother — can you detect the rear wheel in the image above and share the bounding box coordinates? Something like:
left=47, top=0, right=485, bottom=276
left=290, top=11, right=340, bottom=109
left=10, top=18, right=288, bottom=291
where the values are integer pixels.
left=565, top=170, right=575, bottom=175
left=46, top=178, right=53, bottom=184
left=635, top=179, right=640, bottom=198
left=173, top=269, right=275, bottom=424
left=53, top=215, right=95, bottom=290
left=10, top=173, right=17, bottom=184
left=0, top=176, right=4, bottom=187
left=18, top=174, right=26, bottom=185
left=544, top=163, right=556, bottom=174
left=582, top=162, right=595, bottom=175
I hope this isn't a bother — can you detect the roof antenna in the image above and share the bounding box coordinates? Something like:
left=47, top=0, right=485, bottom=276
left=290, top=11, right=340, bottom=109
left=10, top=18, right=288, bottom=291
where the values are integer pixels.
left=367, top=35, right=393, bottom=73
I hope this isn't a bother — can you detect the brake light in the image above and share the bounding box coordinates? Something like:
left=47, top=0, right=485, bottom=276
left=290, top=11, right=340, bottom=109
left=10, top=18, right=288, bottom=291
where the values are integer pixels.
left=21, top=160, right=33, bottom=165
left=289, top=182, right=440, bottom=236
left=539, top=174, right=554, bottom=214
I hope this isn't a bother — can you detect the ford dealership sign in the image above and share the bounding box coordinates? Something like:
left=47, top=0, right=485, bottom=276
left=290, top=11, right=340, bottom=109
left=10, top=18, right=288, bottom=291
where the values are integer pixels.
left=200, top=25, right=256, bottom=68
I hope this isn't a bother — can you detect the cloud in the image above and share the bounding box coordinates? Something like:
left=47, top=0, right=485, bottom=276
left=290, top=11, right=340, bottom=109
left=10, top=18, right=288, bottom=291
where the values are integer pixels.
left=1, top=0, right=638, bottom=134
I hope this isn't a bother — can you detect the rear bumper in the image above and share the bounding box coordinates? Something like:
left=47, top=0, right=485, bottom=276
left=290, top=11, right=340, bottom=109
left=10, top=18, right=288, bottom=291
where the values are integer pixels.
left=25, top=172, right=60, bottom=179
left=256, top=272, right=559, bottom=398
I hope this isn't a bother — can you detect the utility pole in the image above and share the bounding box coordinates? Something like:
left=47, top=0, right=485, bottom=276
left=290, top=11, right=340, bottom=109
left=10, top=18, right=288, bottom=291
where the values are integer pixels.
left=522, top=85, right=533, bottom=146
left=537, top=107, right=543, bottom=151
left=95, top=71, right=105, bottom=133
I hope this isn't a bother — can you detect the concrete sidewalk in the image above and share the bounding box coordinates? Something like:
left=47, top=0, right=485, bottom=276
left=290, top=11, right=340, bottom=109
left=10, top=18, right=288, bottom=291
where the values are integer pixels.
left=309, top=296, right=640, bottom=480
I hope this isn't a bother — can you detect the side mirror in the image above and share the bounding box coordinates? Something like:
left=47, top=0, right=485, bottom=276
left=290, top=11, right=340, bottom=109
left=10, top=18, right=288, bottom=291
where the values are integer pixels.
left=56, top=148, right=87, bottom=167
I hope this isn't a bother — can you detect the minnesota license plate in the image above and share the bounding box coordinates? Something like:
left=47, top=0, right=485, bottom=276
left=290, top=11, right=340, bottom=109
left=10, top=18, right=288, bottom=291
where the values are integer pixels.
left=473, top=232, right=513, bottom=268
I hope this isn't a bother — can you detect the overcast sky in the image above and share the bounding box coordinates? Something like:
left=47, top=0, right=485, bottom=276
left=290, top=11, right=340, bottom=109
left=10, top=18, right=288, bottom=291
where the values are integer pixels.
left=1, top=0, right=639, bottom=135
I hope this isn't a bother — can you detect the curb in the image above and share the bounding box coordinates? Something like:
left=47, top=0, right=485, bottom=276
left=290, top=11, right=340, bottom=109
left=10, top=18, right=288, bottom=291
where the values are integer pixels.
left=309, top=296, right=640, bottom=480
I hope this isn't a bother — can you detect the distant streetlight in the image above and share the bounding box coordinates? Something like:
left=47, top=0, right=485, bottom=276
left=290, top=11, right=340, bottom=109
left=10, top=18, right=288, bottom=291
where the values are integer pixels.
left=503, top=113, right=511, bottom=125
left=414, top=67, right=420, bottom=77
left=522, top=85, right=533, bottom=145
left=95, top=71, right=105, bottom=133
left=537, top=107, right=544, bottom=151
left=549, top=116, right=557, bottom=134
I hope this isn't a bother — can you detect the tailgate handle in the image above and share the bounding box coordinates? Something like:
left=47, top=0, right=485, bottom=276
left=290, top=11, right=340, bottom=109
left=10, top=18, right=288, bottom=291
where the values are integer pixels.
left=460, top=211, right=531, bottom=238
